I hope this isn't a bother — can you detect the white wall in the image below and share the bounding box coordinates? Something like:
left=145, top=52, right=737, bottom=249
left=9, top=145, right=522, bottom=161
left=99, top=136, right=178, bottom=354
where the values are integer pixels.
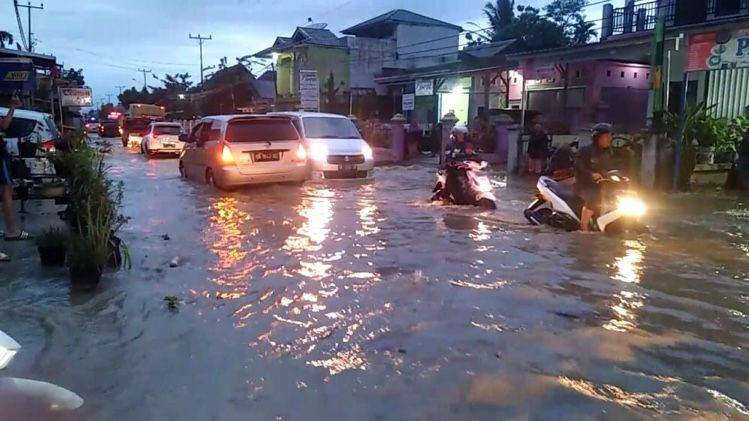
left=346, top=36, right=396, bottom=94
left=395, top=25, right=460, bottom=69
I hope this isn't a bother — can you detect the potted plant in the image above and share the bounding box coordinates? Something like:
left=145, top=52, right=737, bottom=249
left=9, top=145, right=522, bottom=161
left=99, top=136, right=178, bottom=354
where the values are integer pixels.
left=36, top=226, right=67, bottom=267
left=68, top=203, right=111, bottom=289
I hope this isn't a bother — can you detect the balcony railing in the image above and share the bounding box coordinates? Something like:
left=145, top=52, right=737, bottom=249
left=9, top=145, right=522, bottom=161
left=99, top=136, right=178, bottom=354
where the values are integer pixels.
left=611, top=1, right=666, bottom=35
left=604, top=0, right=749, bottom=40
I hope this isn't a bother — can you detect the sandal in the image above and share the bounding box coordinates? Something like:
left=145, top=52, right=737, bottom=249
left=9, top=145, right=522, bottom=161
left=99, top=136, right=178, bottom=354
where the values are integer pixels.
left=4, top=230, right=33, bottom=241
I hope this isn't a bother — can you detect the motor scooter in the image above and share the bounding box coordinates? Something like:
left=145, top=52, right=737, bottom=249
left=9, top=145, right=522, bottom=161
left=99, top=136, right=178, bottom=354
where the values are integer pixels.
left=432, top=160, right=497, bottom=209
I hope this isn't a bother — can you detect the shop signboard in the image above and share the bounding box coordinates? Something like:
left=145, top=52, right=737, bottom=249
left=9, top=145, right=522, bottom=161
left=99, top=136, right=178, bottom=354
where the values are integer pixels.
left=299, top=70, right=320, bottom=111
left=0, top=59, right=35, bottom=92
left=686, top=28, right=749, bottom=71
left=415, top=78, right=433, bottom=96
left=59, top=88, right=93, bottom=107
left=402, top=93, right=415, bottom=111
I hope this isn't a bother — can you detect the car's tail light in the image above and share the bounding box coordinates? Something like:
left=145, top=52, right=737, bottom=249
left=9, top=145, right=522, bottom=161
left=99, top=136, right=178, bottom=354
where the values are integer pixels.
left=41, top=139, right=56, bottom=152
left=220, top=144, right=235, bottom=164
left=295, top=143, right=307, bottom=161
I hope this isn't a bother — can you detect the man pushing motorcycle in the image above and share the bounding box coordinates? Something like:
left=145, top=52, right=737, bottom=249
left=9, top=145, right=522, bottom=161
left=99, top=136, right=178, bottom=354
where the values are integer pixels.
left=574, top=123, right=613, bottom=232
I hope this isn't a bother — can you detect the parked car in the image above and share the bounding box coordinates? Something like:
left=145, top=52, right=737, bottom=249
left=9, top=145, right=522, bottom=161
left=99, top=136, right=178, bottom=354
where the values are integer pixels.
left=179, top=115, right=307, bottom=189
left=121, top=117, right=157, bottom=147
left=140, top=122, right=184, bottom=157
left=268, top=112, right=374, bottom=180
left=98, top=119, right=120, bottom=138
left=0, top=107, right=60, bottom=156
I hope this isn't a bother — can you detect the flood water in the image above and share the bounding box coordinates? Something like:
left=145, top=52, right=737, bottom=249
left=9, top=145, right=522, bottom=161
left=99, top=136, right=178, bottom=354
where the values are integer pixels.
left=1, top=141, right=748, bottom=420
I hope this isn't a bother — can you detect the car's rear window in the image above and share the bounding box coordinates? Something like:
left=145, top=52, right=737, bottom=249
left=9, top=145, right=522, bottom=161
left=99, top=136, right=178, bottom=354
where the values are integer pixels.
left=153, top=125, right=181, bottom=135
left=225, top=119, right=299, bottom=142
left=1, top=117, right=37, bottom=139
left=124, top=119, right=152, bottom=130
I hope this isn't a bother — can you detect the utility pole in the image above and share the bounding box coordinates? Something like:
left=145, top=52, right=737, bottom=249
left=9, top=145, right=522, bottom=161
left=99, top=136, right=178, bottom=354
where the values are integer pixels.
left=16, top=1, right=44, bottom=52
left=105, top=94, right=113, bottom=104
left=189, top=33, right=212, bottom=87
left=137, top=69, right=151, bottom=90
left=115, top=85, right=126, bottom=95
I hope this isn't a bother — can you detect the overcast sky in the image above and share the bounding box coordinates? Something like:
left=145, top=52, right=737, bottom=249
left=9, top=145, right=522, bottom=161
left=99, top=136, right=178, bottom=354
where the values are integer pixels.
left=1, top=0, right=626, bottom=106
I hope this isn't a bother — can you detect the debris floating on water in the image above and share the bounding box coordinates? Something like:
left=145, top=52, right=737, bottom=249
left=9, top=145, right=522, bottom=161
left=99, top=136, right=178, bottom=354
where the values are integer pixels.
left=170, top=257, right=180, bottom=267
left=164, top=296, right=179, bottom=311
left=162, top=234, right=171, bottom=241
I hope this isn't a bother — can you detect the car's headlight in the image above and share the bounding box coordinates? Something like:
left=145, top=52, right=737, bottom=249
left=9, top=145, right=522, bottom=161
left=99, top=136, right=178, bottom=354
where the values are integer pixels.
left=310, top=144, right=328, bottom=161
left=362, top=143, right=373, bottom=161
left=617, top=196, right=646, bottom=217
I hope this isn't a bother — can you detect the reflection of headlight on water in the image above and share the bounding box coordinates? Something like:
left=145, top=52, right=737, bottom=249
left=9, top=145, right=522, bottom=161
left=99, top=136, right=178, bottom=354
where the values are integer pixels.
left=618, top=196, right=646, bottom=217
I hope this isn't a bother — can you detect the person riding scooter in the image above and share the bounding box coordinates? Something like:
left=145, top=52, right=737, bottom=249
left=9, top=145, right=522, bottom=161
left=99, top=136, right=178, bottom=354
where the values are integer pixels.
left=575, top=123, right=613, bottom=232
left=443, top=125, right=469, bottom=166
left=433, top=141, right=497, bottom=209
left=545, top=140, right=578, bottom=183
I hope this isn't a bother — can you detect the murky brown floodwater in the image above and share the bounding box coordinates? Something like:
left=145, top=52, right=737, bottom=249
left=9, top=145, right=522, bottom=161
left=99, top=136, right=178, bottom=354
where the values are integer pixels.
left=1, top=139, right=748, bottom=420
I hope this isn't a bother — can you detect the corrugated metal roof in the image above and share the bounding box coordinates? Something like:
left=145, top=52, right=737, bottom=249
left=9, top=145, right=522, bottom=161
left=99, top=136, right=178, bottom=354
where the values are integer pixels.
left=342, top=9, right=462, bottom=35
left=294, top=27, right=344, bottom=47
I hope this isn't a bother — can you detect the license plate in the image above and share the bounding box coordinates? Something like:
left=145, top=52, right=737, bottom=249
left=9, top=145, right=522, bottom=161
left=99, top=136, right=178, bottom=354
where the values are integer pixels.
left=338, top=164, right=357, bottom=172
left=253, top=152, right=280, bottom=162
left=163, top=143, right=175, bottom=148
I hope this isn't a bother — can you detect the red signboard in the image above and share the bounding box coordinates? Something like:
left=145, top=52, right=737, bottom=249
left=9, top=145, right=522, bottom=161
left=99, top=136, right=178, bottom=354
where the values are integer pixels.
left=686, top=29, right=749, bottom=72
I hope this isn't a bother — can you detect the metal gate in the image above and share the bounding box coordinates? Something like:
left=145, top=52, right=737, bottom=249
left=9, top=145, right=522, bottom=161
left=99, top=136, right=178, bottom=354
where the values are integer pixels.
left=706, top=67, right=749, bottom=117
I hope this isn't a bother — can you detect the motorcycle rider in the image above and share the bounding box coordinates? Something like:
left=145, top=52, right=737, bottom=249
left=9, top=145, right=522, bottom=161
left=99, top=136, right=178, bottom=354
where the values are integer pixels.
left=574, top=123, right=613, bottom=232
left=443, top=125, right=469, bottom=166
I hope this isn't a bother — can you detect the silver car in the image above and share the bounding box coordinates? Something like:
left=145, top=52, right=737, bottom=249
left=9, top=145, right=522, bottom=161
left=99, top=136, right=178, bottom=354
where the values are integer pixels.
left=268, top=112, right=374, bottom=180
left=179, top=115, right=307, bottom=189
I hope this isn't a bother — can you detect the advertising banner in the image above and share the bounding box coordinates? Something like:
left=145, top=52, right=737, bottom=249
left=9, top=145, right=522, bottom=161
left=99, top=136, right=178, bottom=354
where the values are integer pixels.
left=299, top=70, right=320, bottom=111
left=59, top=88, right=93, bottom=107
left=415, top=78, right=433, bottom=96
left=402, top=93, right=415, bottom=111
left=0, top=59, right=35, bottom=92
left=686, top=28, right=749, bottom=72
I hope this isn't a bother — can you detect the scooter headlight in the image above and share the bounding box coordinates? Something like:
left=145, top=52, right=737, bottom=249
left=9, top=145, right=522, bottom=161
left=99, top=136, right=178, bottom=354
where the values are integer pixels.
left=617, top=196, right=646, bottom=217
left=0, top=329, right=21, bottom=369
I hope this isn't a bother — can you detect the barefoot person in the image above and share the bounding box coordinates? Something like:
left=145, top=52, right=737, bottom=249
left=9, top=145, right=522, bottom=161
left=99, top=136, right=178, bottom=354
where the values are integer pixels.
left=1, top=94, right=32, bottom=255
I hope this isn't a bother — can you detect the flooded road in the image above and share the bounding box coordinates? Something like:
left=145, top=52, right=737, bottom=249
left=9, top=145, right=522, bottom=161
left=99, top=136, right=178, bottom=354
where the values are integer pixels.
left=1, top=141, right=749, bottom=420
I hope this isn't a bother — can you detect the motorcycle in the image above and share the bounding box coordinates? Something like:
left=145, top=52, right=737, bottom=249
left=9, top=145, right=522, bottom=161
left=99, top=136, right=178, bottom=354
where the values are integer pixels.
left=432, top=160, right=497, bottom=209
left=524, top=171, right=646, bottom=234
left=0, top=328, right=84, bottom=415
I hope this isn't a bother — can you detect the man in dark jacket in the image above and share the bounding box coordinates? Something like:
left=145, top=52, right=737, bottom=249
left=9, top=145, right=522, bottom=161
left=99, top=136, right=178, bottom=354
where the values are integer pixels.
left=574, top=124, right=613, bottom=232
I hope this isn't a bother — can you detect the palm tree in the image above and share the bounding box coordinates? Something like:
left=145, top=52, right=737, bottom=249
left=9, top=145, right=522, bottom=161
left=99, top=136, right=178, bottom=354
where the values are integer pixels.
left=483, top=0, right=516, bottom=41
left=570, top=16, right=597, bottom=45
left=0, top=31, right=13, bottom=49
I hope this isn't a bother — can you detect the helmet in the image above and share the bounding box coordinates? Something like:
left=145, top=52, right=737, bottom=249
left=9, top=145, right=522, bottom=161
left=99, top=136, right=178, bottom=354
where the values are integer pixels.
left=452, top=125, right=468, bottom=135
left=591, top=123, right=612, bottom=138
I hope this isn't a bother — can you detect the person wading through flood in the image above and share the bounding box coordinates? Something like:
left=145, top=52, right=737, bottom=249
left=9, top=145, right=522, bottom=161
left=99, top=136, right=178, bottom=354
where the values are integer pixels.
left=1, top=94, right=33, bottom=261
left=527, top=123, right=550, bottom=175
left=574, top=123, right=613, bottom=232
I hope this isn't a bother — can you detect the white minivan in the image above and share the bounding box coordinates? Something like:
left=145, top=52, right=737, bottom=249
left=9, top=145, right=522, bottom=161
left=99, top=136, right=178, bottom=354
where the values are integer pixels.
left=179, top=115, right=307, bottom=189
left=268, top=112, right=374, bottom=180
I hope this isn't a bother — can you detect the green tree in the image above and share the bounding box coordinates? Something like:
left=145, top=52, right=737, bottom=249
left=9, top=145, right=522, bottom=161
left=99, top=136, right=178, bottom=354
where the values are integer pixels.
left=118, top=87, right=151, bottom=109
left=321, top=72, right=343, bottom=111
left=63, top=68, right=85, bottom=86
left=545, top=0, right=597, bottom=45
left=570, top=15, right=597, bottom=45
left=0, top=30, right=13, bottom=48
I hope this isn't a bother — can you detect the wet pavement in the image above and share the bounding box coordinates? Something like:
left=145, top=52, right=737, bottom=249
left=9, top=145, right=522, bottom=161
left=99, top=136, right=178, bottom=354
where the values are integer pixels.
left=1, top=138, right=748, bottom=420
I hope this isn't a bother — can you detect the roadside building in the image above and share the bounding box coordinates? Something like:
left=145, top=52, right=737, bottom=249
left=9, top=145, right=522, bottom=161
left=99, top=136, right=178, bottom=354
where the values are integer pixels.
left=191, top=64, right=268, bottom=115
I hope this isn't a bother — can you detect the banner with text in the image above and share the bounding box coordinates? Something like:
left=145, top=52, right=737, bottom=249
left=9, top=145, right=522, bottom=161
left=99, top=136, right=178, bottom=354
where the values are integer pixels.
left=687, top=28, right=749, bottom=72
left=415, top=78, right=433, bottom=96
left=60, top=88, right=93, bottom=107
left=299, top=70, right=320, bottom=111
